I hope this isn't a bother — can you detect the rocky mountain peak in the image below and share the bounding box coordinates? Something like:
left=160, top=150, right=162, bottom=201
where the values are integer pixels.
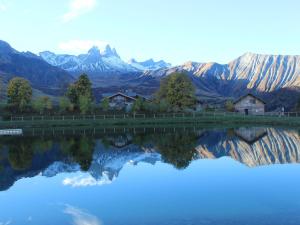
left=0, top=40, right=16, bottom=54
left=88, top=46, right=101, bottom=57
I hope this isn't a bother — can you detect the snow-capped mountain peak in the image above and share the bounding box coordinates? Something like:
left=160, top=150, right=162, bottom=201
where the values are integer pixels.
left=39, top=46, right=171, bottom=79
left=100, top=44, right=120, bottom=58
left=129, top=58, right=171, bottom=71
left=87, top=46, right=101, bottom=57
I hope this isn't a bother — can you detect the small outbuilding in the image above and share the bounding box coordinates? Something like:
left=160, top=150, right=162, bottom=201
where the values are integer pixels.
left=234, top=93, right=266, bottom=115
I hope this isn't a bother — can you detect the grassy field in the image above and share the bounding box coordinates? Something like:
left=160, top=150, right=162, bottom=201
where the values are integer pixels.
left=0, top=113, right=299, bottom=128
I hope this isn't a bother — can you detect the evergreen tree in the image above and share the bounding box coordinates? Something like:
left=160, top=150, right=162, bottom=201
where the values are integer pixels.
left=67, top=74, right=93, bottom=105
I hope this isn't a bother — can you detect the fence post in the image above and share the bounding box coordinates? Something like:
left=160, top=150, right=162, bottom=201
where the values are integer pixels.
left=94, top=115, right=95, bottom=120
left=73, top=115, right=75, bottom=121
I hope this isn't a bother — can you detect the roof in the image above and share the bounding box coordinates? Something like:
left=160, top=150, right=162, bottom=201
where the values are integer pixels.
left=106, top=92, right=137, bottom=101
left=234, top=93, right=266, bottom=105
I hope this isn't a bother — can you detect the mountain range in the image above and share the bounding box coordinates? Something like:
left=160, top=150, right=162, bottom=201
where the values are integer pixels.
left=0, top=40, right=300, bottom=109
left=39, top=45, right=171, bottom=81
left=0, top=41, right=74, bottom=90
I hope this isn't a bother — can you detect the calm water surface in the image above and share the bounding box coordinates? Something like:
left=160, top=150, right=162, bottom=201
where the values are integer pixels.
left=0, top=126, right=300, bottom=225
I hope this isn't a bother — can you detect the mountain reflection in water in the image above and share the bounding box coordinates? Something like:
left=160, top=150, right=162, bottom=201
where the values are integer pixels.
left=0, top=127, right=299, bottom=191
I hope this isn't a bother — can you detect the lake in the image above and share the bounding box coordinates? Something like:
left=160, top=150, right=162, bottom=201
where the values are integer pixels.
left=0, top=126, right=300, bottom=225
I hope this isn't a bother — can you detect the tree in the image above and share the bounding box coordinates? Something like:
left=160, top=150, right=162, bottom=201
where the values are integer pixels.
left=101, top=97, right=110, bottom=111
left=7, top=77, right=32, bottom=111
left=7, top=137, right=34, bottom=171
left=79, top=95, right=92, bottom=114
left=155, top=73, right=196, bottom=111
left=132, top=97, right=144, bottom=112
left=67, top=74, right=93, bottom=105
left=225, top=100, right=235, bottom=112
left=33, top=96, right=52, bottom=114
left=59, top=136, right=95, bottom=171
left=66, top=84, right=78, bottom=104
left=159, top=99, right=171, bottom=112
left=144, top=101, right=159, bottom=113
left=59, top=97, right=72, bottom=113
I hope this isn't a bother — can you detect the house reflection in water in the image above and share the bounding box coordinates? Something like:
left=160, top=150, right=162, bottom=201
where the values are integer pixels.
left=105, top=134, right=133, bottom=148
left=234, top=127, right=267, bottom=144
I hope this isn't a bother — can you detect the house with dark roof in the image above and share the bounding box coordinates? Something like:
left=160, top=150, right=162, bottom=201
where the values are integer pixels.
left=234, top=93, right=266, bottom=115
left=105, top=92, right=137, bottom=110
left=102, top=91, right=148, bottom=111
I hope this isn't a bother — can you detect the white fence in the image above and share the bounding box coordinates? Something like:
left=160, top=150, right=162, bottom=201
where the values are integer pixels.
left=3, top=111, right=300, bottom=122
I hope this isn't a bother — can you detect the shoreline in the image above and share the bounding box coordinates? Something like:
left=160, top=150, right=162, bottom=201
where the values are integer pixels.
left=1, top=114, right=299, bottom=128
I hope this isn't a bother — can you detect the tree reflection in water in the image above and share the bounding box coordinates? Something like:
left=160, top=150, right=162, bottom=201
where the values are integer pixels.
left=150, top=132, right=198, bottom=169
left=0, top=126, right=299, bottom=192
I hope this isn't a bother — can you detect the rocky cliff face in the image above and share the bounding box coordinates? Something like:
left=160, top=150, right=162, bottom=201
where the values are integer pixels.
left=227, top=53, right=300, bottom=92
left=144, top=53, right=300, bottom=98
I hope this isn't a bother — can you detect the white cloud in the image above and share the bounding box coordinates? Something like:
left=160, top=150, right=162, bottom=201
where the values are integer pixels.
left=0, top=221, right=11, bottom=225
left=64, top=205, right=102, bottom=225
left=62, top=0, right=97, bottom=23
left=62, top=173, right=113, bottom=187
left=59, top=40, right=109, bottom=54
left=0, top=2, right=7, bottom=11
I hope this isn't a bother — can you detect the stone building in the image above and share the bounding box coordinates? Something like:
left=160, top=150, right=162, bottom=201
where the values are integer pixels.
left=234, top=94, right=266, bottom=115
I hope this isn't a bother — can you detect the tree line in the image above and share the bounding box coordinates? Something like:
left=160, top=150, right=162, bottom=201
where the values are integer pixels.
left=0, top=72, right=200, bottom=115
left=2, top=72, right=299, bottom=115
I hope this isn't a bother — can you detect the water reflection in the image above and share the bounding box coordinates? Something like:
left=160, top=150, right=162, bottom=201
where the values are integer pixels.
left=0, top=127, right=299, bottom=191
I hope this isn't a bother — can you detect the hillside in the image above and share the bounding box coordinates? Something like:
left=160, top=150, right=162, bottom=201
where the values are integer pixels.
left=0, top=41, right=74, bottom=95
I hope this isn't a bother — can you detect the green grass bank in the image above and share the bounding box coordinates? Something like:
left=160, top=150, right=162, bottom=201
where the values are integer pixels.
left=0, top=113, right=299, bottom=128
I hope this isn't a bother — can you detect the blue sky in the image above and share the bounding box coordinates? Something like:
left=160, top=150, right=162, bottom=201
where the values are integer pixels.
left=0, top=0, right=299, bottom=65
